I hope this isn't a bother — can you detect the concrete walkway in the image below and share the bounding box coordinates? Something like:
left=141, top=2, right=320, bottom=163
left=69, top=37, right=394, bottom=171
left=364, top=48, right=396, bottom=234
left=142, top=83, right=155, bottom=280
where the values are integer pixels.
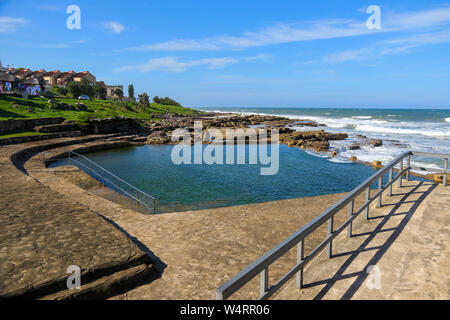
left=273, top=180, right=450, bottom=300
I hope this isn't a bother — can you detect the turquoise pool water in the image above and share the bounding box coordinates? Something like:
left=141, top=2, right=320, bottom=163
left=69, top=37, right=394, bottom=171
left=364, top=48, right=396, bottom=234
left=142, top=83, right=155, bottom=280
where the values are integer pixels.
left=51, top=144, right=411, bottom=213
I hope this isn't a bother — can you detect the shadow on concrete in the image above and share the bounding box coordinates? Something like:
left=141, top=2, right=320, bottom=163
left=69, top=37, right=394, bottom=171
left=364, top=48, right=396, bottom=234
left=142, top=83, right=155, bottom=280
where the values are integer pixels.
left=97, top=214, right=168, bottom=298
left=301, top=181, right=437, bottom=300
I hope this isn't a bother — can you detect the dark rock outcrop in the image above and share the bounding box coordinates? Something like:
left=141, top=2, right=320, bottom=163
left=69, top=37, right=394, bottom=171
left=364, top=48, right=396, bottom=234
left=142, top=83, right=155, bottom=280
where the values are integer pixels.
left=0, top=117, right=64, bottom=133
left=83, top=117, right=140, bottom=134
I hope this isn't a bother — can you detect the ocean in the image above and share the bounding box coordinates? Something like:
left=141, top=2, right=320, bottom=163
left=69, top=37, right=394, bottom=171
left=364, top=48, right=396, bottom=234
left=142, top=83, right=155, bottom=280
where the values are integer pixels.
left=202, top=107, right=450, bottom=172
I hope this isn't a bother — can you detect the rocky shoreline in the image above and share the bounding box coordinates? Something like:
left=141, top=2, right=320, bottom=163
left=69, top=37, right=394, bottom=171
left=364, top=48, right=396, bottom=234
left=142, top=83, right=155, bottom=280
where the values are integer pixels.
left=138, top=112, right=447, bottom=182
left=142, top=112, right=384, bottom=157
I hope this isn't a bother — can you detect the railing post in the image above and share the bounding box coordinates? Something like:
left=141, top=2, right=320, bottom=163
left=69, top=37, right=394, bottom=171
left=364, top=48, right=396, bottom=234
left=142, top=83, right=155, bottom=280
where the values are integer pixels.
left=365, top=187, right=370, bottom=220
left=377, top=176, right=383, bottom=208
left=406, top=155, right=411, bottom=181
left=153, top=199, right=156, bottom=213
left=102, top=169, right=105, bottom=186
left=327, top=216, right=333, bottom=258
left=296, top=240, right=304, bottom=289
left=444, top=158, right=448, bottom=186
left=348, top=200, right=354, bottom=238
left=398, top=161, right=403, bottom=188
left=388, top=168, right=393, bottom=196
left=260, top=267, right=269, bottom=296
left=136, top=191, right=139, bottom=206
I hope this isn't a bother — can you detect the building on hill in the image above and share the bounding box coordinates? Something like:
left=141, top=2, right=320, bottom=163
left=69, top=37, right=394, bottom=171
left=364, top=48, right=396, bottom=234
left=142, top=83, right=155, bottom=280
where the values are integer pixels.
left=27, top=69, right=47, bottom=80
left=0, top=72, right=19, bottom=94
left=56, top=71, right=76, bottom=85
left=106, top=85, right=123, bottom=99
left=73, top=71, right=96, bottom=85
left=43, top=70, right=61, bottom=85
left=14, top=69, right=33, bottom=80
left=0, top=62, right=122, bottom=99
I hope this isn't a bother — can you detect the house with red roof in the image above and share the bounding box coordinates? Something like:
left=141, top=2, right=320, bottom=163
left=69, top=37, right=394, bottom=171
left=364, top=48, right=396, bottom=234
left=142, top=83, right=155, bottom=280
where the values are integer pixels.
left=73, top=71, right=96, bottom=85
left=14, top=69, right=33, bottom=80
left=56, top=71, right=76, bottom=85
left=43, top=70, right=61, bottom=85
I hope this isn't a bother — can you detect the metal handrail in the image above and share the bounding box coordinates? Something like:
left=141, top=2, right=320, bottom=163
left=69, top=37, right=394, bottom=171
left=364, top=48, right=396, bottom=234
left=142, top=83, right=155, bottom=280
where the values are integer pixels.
left=44, top=150, right=157, bottom=213
left=70, top=151, right=156, bottom=201
left=216, top=150, right=449, bottom=300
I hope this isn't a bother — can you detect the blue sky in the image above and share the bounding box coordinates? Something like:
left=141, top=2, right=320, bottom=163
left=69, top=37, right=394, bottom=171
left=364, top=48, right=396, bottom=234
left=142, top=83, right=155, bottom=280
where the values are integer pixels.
left=1, top=0, right=450, bottom=109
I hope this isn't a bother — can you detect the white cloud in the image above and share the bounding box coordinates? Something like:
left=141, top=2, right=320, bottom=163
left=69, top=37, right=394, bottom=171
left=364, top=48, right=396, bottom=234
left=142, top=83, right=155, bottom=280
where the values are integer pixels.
left=36, top=5, right=62, bottom=11
left=385, top=29, right=450, bottom=46
left=114, top=54, right=270, bottom=73
left=38, top=40, right=88, bottom=49
left=324, top=28, right=450, bottom=64
left=243, top=53, right=272, bottom=61
left=115, top=56, right=239, bottom=73
left=384, top=6, right=450, bottom=30
left=102, top=21, right=125, bottom=34
left=121, top=6, right=450, bottom=52
left=124, top=20, right=372, bottom=51
left=0, top=17, right=28, bottom=33
left=323, top=48, right=372, bottom=64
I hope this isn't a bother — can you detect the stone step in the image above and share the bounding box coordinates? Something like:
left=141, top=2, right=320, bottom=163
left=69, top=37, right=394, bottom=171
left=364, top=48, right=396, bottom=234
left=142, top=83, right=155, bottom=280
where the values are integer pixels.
left=0, top=131, right=84, bottom=146
left=34, top=123, right=81, bottom=133
left=39, top=263, right=159, bottom=300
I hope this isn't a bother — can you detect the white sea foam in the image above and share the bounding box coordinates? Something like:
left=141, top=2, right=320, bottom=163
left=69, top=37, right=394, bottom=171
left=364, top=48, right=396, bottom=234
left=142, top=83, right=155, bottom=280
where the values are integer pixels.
left=328, top=158, right=352, bottom=164
left=355, top=124, right=450, bottom=137
left=203, top=108, right=450, bottom=173
left=352, top=116, right=372, bottom=119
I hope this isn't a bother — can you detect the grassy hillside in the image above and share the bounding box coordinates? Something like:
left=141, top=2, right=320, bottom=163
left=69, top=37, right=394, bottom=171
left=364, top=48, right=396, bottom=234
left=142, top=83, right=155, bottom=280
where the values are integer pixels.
left=0, top=95, right=199, bottom=123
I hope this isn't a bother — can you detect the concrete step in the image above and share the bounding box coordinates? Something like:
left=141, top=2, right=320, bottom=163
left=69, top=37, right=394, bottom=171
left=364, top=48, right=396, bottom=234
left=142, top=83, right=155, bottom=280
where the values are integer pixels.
left=3, top=251, right=159, bottom=300
left=34, top=123, right=81, bottom=133
left=0, top=131, right=84, bottom=146
left=39, top=263, right=159, bottom=300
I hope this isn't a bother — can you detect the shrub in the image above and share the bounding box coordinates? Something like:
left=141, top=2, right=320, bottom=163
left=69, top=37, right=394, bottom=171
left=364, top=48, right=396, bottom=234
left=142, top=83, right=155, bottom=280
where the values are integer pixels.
left=153, top=96, right=181, bottom=106
left=138, top=93, right=150, bottom=108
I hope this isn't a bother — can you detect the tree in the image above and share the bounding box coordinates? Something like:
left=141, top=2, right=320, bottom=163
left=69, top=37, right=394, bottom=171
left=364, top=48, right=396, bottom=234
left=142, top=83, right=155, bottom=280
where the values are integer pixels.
left=66, top=81, right=83, bottom=98
left=138, top=93, right=150, bottom=108
left=66, top=79, right=94, bottom=98
left=153, top=96, right=182, bottom=106
left=93, top=83, right=107, bottom=100
left=114, top=88, right=123, bottom=97
left=53, top=86, right=68, bottom=96
left=79, top=78, right=94, bottom=97
left=128, top=84, right=135, bottom=99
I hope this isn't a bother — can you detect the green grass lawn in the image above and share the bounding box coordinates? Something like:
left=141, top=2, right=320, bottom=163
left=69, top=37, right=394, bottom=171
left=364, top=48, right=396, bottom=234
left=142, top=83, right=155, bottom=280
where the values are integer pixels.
left=0, top=130, right=48, bottom=139
left=0, top=94, right=200, bottom=123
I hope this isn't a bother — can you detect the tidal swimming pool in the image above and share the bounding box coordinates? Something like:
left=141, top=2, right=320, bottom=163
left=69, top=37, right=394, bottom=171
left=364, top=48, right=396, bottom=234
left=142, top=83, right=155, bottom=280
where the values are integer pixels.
left=51, top=144, right=398, bottom=214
